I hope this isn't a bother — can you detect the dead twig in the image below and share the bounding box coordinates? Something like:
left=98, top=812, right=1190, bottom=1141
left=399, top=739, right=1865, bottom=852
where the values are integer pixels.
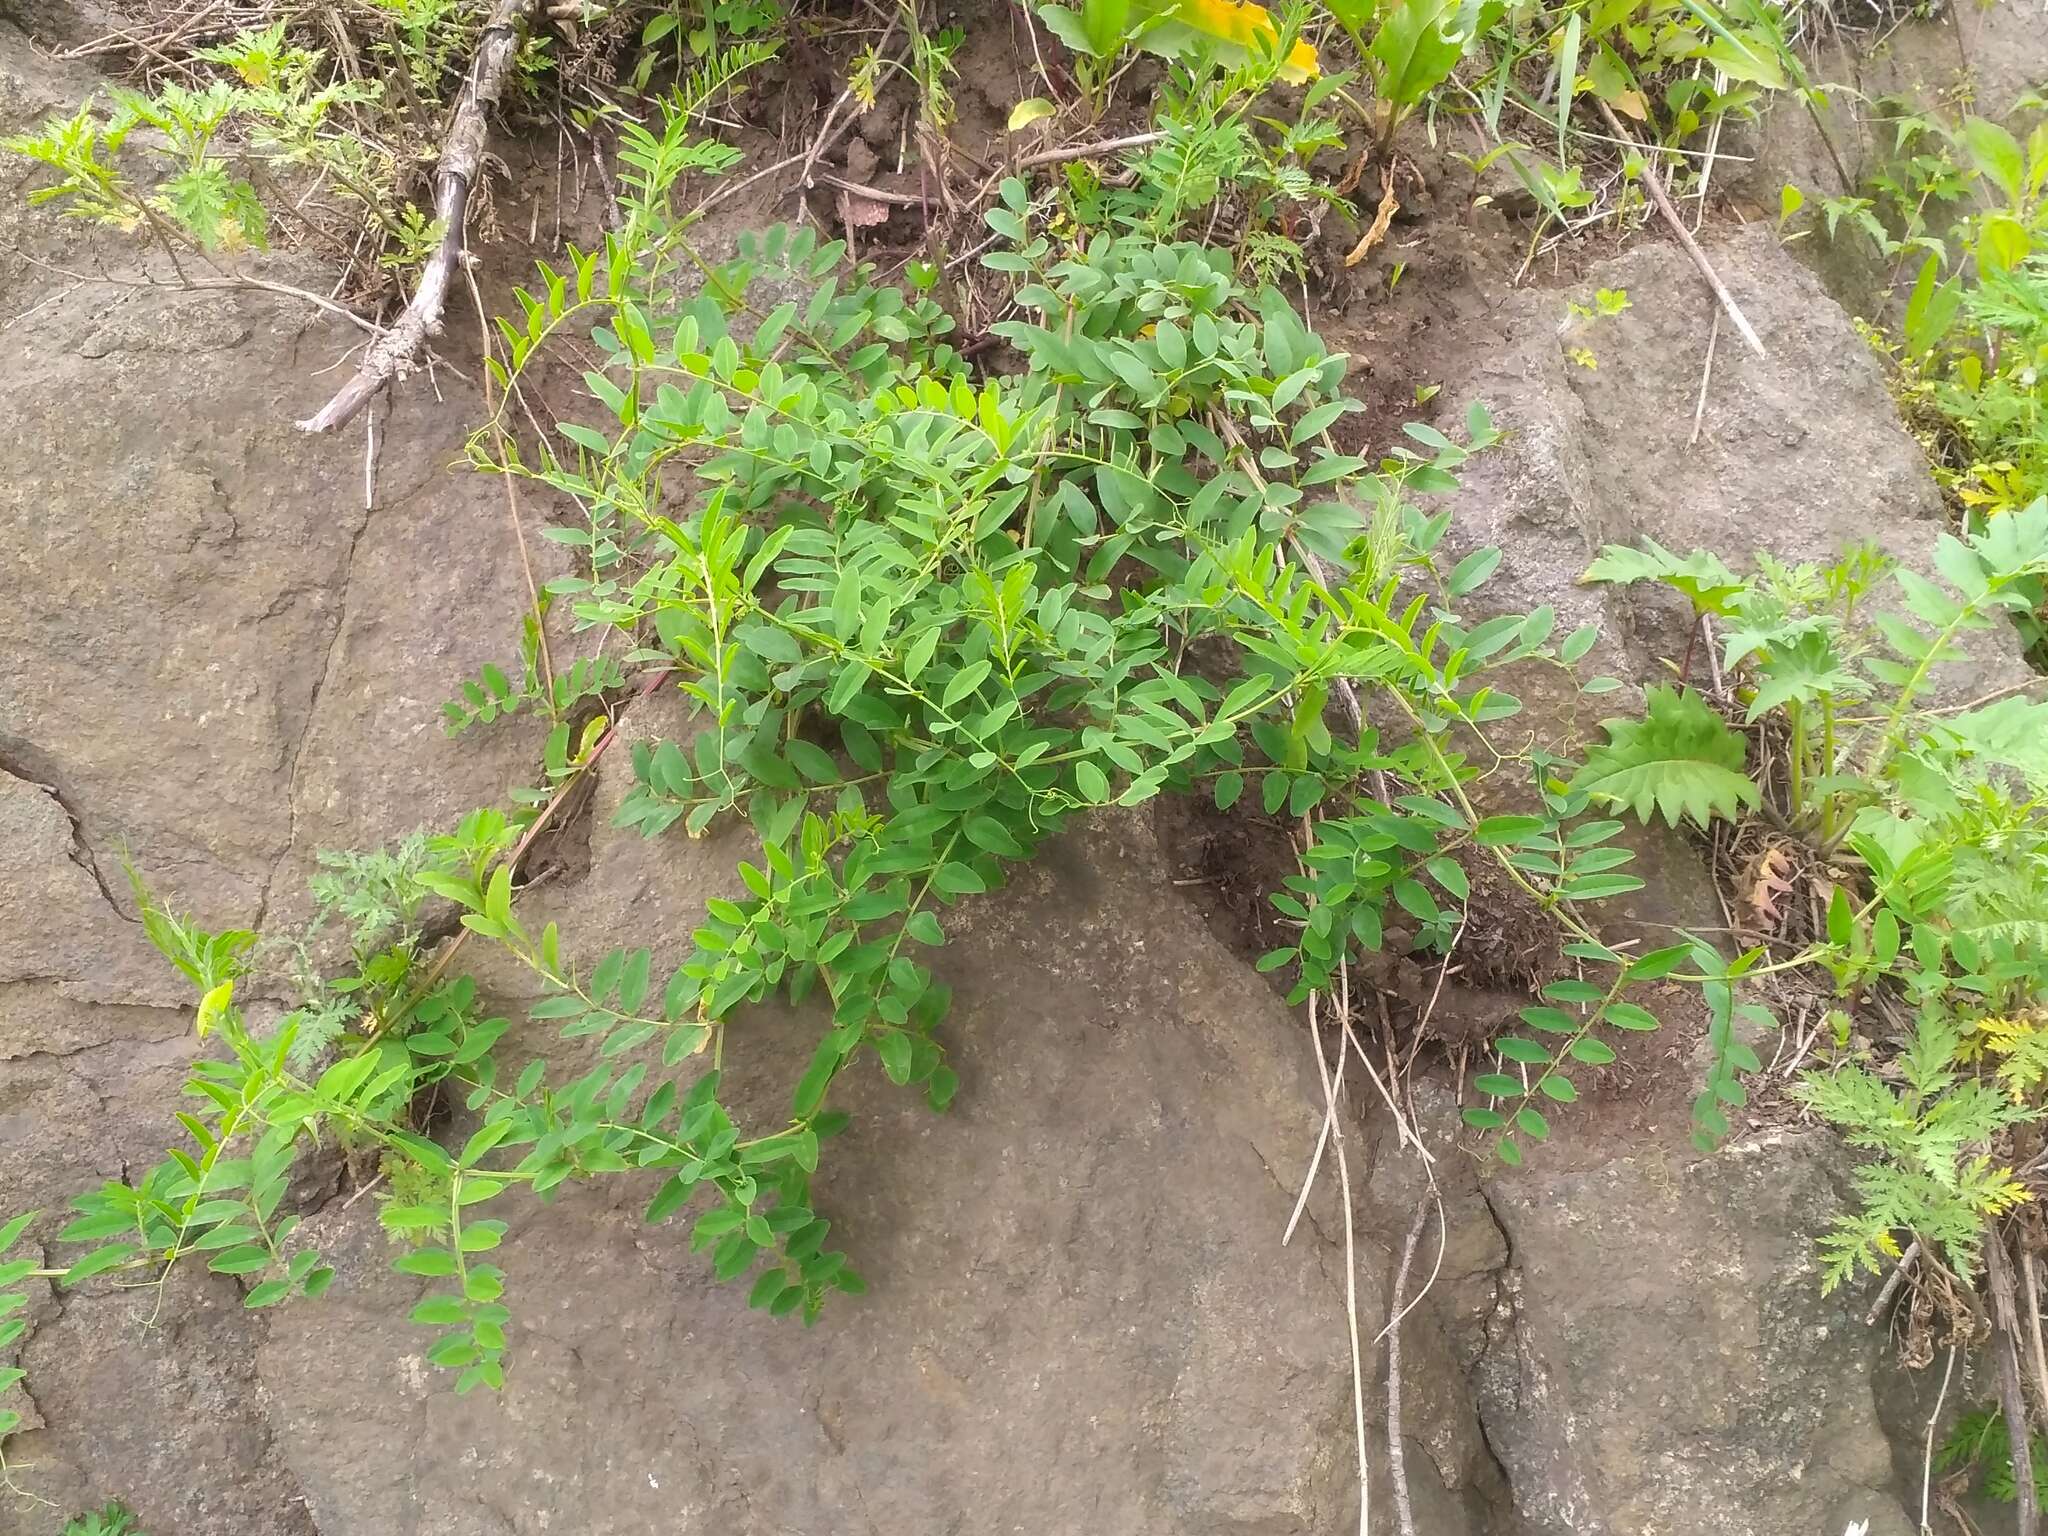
left=1865, top=1238, right=1921, bottom=1327
left=1989, top=1232, right=2041, bottom=1536
left=814, top=171, right=932, bottom=208
left=1014, top=131, right=1164, bottom=170
left=1283, top=1069, right=1337, bottom=1247
left=1688, top=309, right=1720, bottom=447
left=688, top=152, right=806, bottom=221
left=2024, top=1250, right=2048, bottom=1424
left=300, top=0, right=538, bottom=432
left=1594, top=99, right=1765, bottom=358
left=363, top=406, right=378, bottom=511
left=1923, top=1341, right=1960, bottom=1536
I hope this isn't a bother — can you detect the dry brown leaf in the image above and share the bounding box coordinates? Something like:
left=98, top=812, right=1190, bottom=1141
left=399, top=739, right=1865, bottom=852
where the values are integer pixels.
left=1744, top=843, right=1795, bottom=927
left=1331, top=148, right=1369, bottom=199
left=1342, top=168, right=1400, bottom=269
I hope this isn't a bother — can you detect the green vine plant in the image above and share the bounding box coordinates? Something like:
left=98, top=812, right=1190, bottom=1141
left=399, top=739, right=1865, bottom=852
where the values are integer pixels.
left=442, top=597, right=626, bottom=734
left=0, top=159, right=1790, bottom=1472
left=1, top=23, right=440, bottom=274
left=0, top=15, right=761, bottom=296
left=1574, top=513, right=2048, bottom=1292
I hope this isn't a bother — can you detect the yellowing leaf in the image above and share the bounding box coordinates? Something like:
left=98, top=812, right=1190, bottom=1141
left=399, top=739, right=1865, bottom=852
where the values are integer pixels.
left=1007, top=97, right=1058, bottom=132
left=196, top=979, right=234, bottom=1039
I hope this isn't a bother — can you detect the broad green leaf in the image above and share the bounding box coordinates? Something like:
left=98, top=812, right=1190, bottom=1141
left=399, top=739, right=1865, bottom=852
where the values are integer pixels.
left=1569, top=685, right=1758, bottom=829
left=1372, top=0, right=1479, bottom=108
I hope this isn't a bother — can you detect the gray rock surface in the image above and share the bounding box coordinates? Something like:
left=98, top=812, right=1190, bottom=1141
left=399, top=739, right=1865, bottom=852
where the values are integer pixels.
left=0, top=32, right=553, bottom=1520
left=1367, top=1092, right=1921, bottom=1536
left=247, top=790, right=1506, bottom=1536
left=0, top=272, right=547, bottom=930
left=1396, top=219, right=1977, bottom=1536
left=1732, top=8, right=2048, bottom=314
left=1476, top=1132, right=1914, bottom=1536
left=0, top=228, right=1505, bottom=1536
left=1426, top=221, right=2032, bottom=711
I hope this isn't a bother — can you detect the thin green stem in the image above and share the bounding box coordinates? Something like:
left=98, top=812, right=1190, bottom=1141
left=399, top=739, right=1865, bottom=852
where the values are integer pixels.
left=1788, top=699, right=1808, bottom=825
left=1820, top=695, right=1839, bottom=843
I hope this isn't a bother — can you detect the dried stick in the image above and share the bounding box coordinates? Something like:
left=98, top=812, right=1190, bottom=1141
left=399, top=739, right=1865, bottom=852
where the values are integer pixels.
left=2024, top=1251, right=2048, bottom=1422
left=815, top=171, right=932, bottom=208
left=363, top=406, right=378, bottom=511
left=1283, top=1089, right=1336, bottom=1247
left=688, top=152, right=806, bottom=220
left=300, top=0, right=538, bottom=433
left=1594, top=99, right=1765, bottom=358
left=1688, top=310, right=1720, bottom=448
left=1015, top=131, right=1163, bottom=170
left=1385, top=1193, right=1432, bottom=1536
left=1864, top=1238, right=1920, bottom=1327
left=1989, top=1232, right=2041, bottom=1536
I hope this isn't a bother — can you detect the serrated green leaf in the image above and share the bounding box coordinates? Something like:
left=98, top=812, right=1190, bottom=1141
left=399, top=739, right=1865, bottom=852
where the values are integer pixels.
left=1568, top=686, right=1758, bottom=829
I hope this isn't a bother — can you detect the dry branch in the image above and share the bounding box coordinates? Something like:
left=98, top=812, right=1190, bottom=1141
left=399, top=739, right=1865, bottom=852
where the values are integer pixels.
left=299, top=0, right=537, bottom=433
left=1594, top=99, right=1766, bottom=359
left=1989, top=1232, right=2041, bottom=1536
left=1014, top=131, right=1163, bottom=170
left=1864, top=1237, right=1919, bottom=1327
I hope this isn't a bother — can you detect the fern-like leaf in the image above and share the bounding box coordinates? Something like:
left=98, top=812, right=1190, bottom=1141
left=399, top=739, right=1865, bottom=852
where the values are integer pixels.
left=1580, top=537, right=1747, bottom=615
left=1942, top=697, right=2048, bottom=792
left=1745, top=628, right=1863, bottom=722
left=1568, top=685, right=1758, bottom=829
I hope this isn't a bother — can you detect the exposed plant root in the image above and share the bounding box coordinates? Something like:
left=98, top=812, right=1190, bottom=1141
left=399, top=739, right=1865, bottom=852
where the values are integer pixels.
left=1306, top=988, right=1371, bottom=1536
left=1866, top=1238, right=1921, bottom=1328
left=1385, top=1191, right=1434, bottom=1536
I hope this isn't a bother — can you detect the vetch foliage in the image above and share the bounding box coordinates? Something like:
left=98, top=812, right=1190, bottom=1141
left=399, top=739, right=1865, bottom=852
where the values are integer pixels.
left=0, top=170, right=1745, bottom=1452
